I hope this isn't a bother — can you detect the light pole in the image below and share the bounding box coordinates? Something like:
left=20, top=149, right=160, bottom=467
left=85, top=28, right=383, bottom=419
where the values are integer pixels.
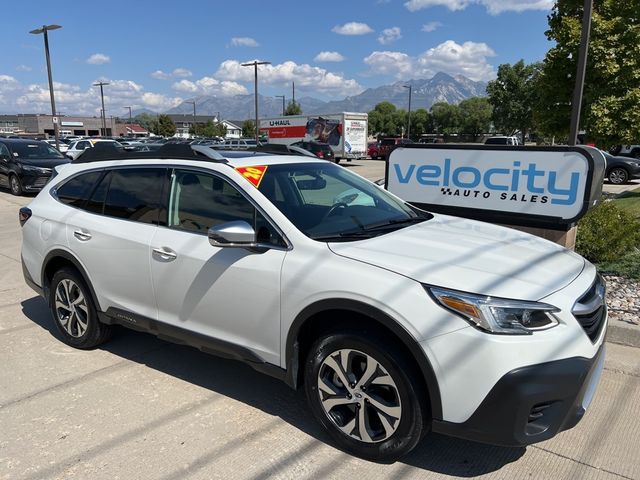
left=124, top=106, right=132, bottom=136
left=29, top=24, right=62, bottom=151
left=403, top=84, right=412, bottom=140
left=185, top=100, right=196, bottom=137
left=275, top=95, right=285, bottom=116
left=241, top=60, right=271, bottom=143
left=93, top=81, right=110, bottom=136
left=569, top=0, right=593, bottom=146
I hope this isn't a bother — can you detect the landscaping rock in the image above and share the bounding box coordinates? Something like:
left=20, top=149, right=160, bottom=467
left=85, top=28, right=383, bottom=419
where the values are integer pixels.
left=604, top=275, right=640, bottom=326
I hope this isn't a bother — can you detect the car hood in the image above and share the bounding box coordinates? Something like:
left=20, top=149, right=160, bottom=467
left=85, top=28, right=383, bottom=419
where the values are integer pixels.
left=328, top=214, right=585, bottom=301
left=18, top=158, right=70, bottom=168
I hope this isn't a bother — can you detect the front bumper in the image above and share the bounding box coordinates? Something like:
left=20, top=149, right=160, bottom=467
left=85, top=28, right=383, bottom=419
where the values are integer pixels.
left=20, top=173, right=52, bottom=192
left=432, top=343, right=606, bottom=446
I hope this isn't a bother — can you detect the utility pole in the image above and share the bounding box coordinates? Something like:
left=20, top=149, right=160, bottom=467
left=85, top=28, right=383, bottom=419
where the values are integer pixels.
left=241, top=60, right=271, bottom=143
left=124, top=106, right=132, bottom=135
left=569, top=0, right=593, bottom=146
left=292, top=81, right=295, bottom=105
left=185, top=100, right=196, bottom=137
left=29, top=24, right=62, bottom=151
left=403, top=85, right=412, bottom=140
left=276, top=95, right=285, bottom=116
left=93, top=81, right=110, bottom=136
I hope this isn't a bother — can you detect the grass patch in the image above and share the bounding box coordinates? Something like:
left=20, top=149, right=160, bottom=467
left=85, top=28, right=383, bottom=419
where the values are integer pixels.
left=598, top=252, right=640, bottom=280
left=613, top=187, right=640, bottom=219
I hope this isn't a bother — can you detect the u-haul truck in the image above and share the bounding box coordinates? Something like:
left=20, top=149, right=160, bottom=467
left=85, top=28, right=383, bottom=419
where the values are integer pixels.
left=259, top=112, right=368, bottom=161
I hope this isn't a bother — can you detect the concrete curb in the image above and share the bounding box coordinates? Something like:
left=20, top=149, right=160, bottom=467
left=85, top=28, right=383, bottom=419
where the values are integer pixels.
left=606, top=320, right=640, bottom=348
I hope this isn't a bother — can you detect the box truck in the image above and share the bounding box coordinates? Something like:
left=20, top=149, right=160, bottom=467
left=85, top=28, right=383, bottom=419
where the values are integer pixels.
left=259, top=112, right=368, bottom=162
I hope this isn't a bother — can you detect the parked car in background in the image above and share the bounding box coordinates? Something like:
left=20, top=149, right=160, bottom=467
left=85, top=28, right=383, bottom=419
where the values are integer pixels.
left=603, top=151, right=640, bottom=184
left=66, top=139, right=122, bottom=160
left=0, top=138, right=69, bottom=195
left=220, top=138, right=258, bottom=150
left=379, top=138, right=413, bottom=159
left=485, top=136, right=520, bottom=146
left=44, top=139, right=69, bottom=153
left=368, top=142, right=381, bottom=159
left=290, top=141, right=335, bottom=162
left=611, top=145, right=640, bottom=159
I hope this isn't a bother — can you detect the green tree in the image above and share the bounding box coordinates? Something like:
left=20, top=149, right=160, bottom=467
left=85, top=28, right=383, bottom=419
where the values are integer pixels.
left=284, top=101, right=302, bottom=116
left=133, top=113, right=156, bottom=132
left=535, top=1, right=640, bottom=147
left=191, top=120, right=228, bottom=138
left=242, top=119, right=256, bottom=138
left=430, top=102, right=461, bottom=135
left=153, top=114, right=176, bottom=137
left=459, top=97, right=493, bottom=138
left=410, top=108, right=430, bottom=138
left=486, top=60, right=540, bottom=143
left=368, top=102, right=400, bottom=137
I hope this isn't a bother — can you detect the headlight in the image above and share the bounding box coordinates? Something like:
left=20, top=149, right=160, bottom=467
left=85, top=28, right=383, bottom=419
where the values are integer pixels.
left=21, top=165, right=49, bottom=174
left=427, top=286, right=560, bottom=335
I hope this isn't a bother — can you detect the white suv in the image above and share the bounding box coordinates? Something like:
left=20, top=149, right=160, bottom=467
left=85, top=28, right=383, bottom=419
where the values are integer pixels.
left=20, top=146, right=606, bottom=460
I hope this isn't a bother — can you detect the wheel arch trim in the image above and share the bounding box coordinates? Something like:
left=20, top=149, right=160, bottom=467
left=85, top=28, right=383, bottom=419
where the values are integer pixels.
left=285, top=298, right=443, bottom=420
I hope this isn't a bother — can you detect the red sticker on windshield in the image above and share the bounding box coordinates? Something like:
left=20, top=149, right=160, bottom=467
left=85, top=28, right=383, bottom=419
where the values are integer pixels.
left=236, top=166, right=268, bottom=188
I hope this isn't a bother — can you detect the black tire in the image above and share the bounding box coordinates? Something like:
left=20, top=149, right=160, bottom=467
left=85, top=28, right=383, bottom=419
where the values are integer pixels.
left=49, top=267, right=112, bottom=349
left=334, top=158, right=341, bottom=164
left=608, top=167, right=629, bottom=185
left=304, top=332, right=428, bottom=461
left=9, top=174, right=23, bottom=196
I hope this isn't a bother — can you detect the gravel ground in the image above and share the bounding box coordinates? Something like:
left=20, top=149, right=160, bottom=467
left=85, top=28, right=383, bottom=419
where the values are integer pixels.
left=604, top=275, right=640, bottom=326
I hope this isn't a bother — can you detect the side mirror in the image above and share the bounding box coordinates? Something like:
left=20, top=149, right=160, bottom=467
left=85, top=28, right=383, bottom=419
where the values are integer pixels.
left=208, top=220, right=257, bottom=248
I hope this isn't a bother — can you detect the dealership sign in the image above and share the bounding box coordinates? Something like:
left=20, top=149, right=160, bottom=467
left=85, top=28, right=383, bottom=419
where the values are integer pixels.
left=386, top=145, right=605, bottom=229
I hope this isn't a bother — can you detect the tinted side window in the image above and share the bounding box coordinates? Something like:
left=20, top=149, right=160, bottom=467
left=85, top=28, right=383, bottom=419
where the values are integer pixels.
left=85, top=171, right=111, bottom=214
left=56, top=171, right=103, bottom=208
left=103, top=168, right=165, bottom=224
left=0, top=143, right=10, bottom=157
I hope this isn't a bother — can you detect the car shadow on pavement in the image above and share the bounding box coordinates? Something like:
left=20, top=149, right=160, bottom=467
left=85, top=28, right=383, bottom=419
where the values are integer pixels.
left=21, top=296, right=525, bottom=476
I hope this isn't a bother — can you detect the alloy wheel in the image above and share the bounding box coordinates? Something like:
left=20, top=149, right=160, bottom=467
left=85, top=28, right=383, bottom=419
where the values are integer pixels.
left=55, top=279, right=89, bottom=338
left=609, top=168, right=628, bottom=184
left=10, top=176, right=20, bottom=194
left=317, top=349, right=402, bottom=443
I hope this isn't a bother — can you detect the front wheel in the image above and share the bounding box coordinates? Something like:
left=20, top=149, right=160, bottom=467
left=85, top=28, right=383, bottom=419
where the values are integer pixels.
left=9, top=174, right=22, bottom=196
left=304, top=333, right=428, bottom=460
left=608, top=167, right=629, bottom=185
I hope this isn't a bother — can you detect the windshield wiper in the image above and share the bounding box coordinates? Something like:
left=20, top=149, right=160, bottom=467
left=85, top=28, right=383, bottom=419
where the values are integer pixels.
left=311, top=231, right=378, bottom=242
left=362, top=216, right=428, bottom=232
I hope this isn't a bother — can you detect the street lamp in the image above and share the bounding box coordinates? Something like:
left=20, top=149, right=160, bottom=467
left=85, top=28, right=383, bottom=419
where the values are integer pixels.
left=124, top=106, right=132, bottom=136
left=29, top=24, right=62, bottom=151
left=403, top=84, right=412, bottom=140
left=185, top=100, right=196, bottom=137
left=93, top=81, right=110, bottom=136
left=275, top=95, right=285, bottom=116
left=569, top=0, right=593, bottom=146
left=241, top=60, right=271, bottom=143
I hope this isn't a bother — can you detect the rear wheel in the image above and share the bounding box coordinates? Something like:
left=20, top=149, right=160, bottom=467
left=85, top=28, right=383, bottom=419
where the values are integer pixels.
left=608, top=167, right=629, bottom=185
left=9, top=174, right=22, bottom=196
left=304, top=332, right=428, bottom=460
left=49, top=267, right=112, bottom=349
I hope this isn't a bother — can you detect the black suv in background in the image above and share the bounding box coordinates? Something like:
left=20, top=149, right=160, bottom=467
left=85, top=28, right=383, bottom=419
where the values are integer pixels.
left=0, top=139, right=70, bottom=195
left=290, top=141, right=335, bottom=162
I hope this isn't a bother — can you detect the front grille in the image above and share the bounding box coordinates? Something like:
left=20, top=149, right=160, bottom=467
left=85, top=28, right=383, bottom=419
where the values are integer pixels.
left=572, top=275, right=606, bottom=343
left=32, top=176, right=50, bottom=188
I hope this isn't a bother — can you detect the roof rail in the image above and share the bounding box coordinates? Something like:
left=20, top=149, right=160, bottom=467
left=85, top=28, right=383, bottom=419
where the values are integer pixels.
left=75, top=142, right=228, bottom=164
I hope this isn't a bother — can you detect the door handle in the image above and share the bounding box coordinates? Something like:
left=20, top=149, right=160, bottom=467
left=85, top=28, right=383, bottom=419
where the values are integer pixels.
left=73, top=229, right=92, bottom=241
left=152, top=247, right=177, bottom=261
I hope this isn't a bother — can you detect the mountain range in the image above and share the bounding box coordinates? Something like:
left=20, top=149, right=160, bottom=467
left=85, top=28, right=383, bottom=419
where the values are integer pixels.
left=166, top=72, right=487, bottom=121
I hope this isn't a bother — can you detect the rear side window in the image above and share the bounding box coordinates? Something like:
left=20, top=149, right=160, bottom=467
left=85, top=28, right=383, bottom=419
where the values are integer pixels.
left=102, top=168, right=166, bottom=224
left=56, top=171, right=103, bottom=208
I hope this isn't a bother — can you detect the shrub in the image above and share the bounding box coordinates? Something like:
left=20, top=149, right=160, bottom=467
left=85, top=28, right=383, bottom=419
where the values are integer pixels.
left=576, top=201, right=640, bottom=263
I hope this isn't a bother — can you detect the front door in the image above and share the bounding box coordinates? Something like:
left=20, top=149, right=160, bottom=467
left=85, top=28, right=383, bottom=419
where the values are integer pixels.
left=150, top=168, right=288, bottom=365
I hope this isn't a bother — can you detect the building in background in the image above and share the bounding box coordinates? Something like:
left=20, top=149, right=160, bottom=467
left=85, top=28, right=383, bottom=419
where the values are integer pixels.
left=0, top=114, right=115, bottom=137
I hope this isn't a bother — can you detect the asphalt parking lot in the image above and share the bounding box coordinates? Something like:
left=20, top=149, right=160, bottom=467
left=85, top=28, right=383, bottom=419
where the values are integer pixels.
left=1, top=170, right=639, bottom=480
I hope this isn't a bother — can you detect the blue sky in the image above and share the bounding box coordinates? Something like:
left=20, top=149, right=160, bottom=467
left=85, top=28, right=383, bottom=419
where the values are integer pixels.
left=1, top=0, right=554, bottom=115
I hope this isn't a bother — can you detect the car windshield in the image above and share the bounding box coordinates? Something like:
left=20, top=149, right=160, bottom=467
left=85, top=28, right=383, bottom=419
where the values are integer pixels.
left=11, top=142, right=64, bottom=159
left=257, top=163, right=431, bottom=241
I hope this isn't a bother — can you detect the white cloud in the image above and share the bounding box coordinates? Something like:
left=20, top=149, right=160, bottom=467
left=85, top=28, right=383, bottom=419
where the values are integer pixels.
left=378, top=27, right=402, bottom=45
left=15, top=65, right=32, bottom=72
left=422, top=21, right=443, bottom=32
left=86, top=53, right=110, bottom=65
left=172, top=77, right=248, bottom=96
left=364, top=40, right=496, bottom=81
left=314, top=51, right=345, bottom=62
left=215, top=59, right=363, bottom=96
left=404, top=0, right=552, bottom=14
left=332, top=22, right=374, bottom=35
left=152, top=68, right=193, bottom=80
left=0, top=76, right=183, bottom=115
left=231, top=37, right=259, bottom=47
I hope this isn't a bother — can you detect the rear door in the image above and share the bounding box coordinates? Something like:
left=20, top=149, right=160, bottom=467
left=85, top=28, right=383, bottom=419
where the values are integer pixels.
left=0, top=143, right=11, bottom=187
left=62, top=167, right=166, bottom=319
